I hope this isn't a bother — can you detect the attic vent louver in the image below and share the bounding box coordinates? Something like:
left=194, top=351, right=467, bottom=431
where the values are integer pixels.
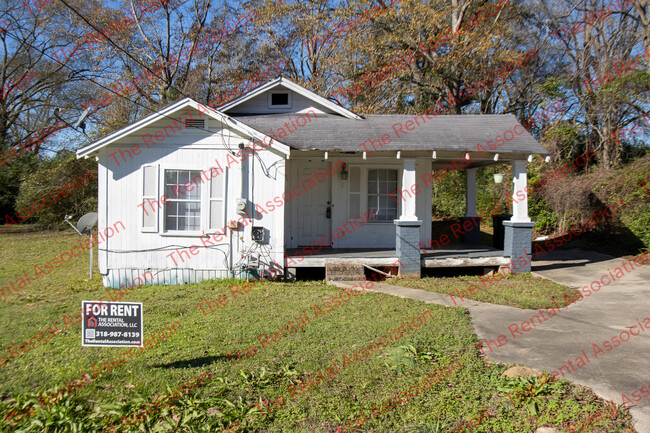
left=184, top=119, right=205, bottom=129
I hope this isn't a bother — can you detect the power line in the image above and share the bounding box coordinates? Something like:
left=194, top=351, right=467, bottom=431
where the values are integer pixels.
left=3, top=6, right=242, bottom=154
left=55, top=0, right=245, bottom=146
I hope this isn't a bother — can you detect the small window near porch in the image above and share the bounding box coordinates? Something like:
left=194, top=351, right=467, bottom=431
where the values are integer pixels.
left=164, top=170, right=201, bottom=232
left=367, top=169, right=398, bottom=221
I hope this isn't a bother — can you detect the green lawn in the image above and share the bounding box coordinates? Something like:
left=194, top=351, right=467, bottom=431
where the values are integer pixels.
left=0, top=229, right=637, bottom=432
left=392, top=273, right=579, bottom=309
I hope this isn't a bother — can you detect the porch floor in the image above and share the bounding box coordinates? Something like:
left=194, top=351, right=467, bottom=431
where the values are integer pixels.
left=286, top=244, right=510, bottom=268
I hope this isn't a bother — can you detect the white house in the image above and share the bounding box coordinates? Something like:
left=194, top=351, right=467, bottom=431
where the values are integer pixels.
left=77, top=77, right=549, bottom=288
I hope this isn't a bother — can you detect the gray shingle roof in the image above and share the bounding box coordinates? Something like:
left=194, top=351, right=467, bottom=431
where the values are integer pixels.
left=232, top=113, right=549, bottom=155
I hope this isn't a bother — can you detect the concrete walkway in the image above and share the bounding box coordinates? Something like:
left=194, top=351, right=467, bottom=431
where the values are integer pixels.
left=329, top=249, right=650, bottom=433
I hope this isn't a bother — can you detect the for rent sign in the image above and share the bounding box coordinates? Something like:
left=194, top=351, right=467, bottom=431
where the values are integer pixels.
left=82, top=301, right=143, bottom=347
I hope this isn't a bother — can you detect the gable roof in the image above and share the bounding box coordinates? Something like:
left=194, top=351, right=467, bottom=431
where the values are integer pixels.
left=76, top=98, right=291, bottom=159
left=217, top=77, right=363, bottom=120
left=233, top=113, right=549, bottom=155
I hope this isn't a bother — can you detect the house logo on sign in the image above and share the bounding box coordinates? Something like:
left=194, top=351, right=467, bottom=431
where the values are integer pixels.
left=87, top=317, right=98, bottom=327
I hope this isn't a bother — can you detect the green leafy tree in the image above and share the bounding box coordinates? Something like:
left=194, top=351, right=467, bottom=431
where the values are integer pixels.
left=14, top=151, right=97, bottom=230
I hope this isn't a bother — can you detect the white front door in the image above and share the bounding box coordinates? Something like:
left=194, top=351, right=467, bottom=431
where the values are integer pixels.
left=294, top=162, right=331, bottom=247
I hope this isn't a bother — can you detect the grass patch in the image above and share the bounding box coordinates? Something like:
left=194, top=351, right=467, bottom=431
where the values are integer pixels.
left=0, top=230, right=637, bottom=432
left=392, top=273, right=579, bottom=309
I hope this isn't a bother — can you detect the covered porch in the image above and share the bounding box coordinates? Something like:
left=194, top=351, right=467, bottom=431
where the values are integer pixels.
left=283, top=150, right=541, bottom=279
left=278, top=114, right=549, bottom=279
left=390, top=154, right=536, bottom=277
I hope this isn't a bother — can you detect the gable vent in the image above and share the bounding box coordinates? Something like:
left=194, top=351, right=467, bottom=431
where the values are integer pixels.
left=184, top=119, right=205, bottom=129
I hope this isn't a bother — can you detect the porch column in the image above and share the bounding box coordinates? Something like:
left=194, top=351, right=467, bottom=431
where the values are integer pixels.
left=511, top=160, right=531, bottom=223
left=394, top=158, right=421, bottom=277
left=463, top=167, right=481, bottom=244
left=503, top=160, right=534, bottom=273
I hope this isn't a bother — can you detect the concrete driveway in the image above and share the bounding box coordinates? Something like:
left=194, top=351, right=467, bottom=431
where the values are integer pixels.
left=470, top=249, right=650, bottom=433
left=331, top=248, right=650, bottom=432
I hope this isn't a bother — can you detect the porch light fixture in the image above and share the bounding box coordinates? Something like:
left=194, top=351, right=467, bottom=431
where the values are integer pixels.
left=340, top=163, right=348, bottom=180
left=494, top=173, right=505, bottom=183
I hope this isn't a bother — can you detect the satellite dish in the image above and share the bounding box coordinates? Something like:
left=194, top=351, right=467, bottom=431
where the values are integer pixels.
left=74, top=106, right=91, bottom=132
left=77, top=212, right=98, bottom=235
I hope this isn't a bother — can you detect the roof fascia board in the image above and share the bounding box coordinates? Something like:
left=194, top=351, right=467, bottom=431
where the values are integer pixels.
left=76, top=98, right=193, bottom=158
left=76, top=99, right=291, bottom=159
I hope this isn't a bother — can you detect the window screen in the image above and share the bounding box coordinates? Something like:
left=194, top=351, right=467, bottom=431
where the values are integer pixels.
left=367, top=169, right=398, bottom=221
left=164, top=170, right=201, bottom=231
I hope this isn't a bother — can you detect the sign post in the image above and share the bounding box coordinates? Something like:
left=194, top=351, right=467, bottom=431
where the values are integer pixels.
left=82, top=301, right=143, bottom=347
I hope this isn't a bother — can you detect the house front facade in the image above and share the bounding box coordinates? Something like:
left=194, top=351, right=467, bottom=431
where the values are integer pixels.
left=76, top=78, right=548, bottom=288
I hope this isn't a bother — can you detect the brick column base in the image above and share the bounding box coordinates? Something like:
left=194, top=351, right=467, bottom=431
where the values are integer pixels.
left=503, top=221, right=535, bottom=273
left=395, top=220, right=422, bottom=278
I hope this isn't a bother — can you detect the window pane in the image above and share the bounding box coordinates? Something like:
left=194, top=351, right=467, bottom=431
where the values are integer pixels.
left=164, top=170, right=202, bottom=231
left=179, top=171, right=190, bottom=184
left=166, top=215, right=177, bottom=231
left=166, top=201, right=178, bottom=217
left=366, top=169, right=398, bottom=222
left=188, top=216, right=200, bottom=231
left=165, top=171, right=176, bottom=185
left=187, top=182, right=201, bottom=200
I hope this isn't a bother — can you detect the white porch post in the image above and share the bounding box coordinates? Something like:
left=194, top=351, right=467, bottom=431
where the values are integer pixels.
left=511, top=160, right=531, bottom=223
left=503, top=159, right=535, bottom=273
left=394, top=158, right=421, bottom=277
left=463, top=167, right=481, bottom=244
left=399, top=158, right=418, bottom=221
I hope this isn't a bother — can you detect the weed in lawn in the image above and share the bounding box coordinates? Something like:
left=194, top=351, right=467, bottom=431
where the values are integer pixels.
left=412, top=418, right=447, bottom=433
left=498, top=373, right=561, bottom=415
left=382, top=344, right=437, bottom=373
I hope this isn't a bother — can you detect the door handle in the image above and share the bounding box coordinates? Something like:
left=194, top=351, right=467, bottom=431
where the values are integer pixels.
left=326, top=201, right=331, bottom=218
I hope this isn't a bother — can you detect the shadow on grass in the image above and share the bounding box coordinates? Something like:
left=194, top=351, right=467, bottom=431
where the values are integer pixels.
left=154, top=355, right=231, bottom=369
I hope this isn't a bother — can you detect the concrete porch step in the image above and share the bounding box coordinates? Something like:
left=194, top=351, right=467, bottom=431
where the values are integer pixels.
left=325, top=263, right=365, bottom=281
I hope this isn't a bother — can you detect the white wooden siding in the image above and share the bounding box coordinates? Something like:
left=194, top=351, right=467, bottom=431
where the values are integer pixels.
left=225, top=90, right=337, bottom=115
left=287, top=156, right=432, bottom=249
left=97, top=107, right=287, bottom=288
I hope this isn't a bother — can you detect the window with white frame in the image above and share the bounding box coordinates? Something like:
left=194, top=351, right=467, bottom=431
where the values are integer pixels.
left=367, top=169, right=398, bottom=221
left=268, top=91, right=291, bottom=108
left=164, top=170, right=201, bottom=231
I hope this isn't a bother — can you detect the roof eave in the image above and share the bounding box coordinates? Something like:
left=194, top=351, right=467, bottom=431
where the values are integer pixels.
left=76, top=99, right=292, bottom=159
